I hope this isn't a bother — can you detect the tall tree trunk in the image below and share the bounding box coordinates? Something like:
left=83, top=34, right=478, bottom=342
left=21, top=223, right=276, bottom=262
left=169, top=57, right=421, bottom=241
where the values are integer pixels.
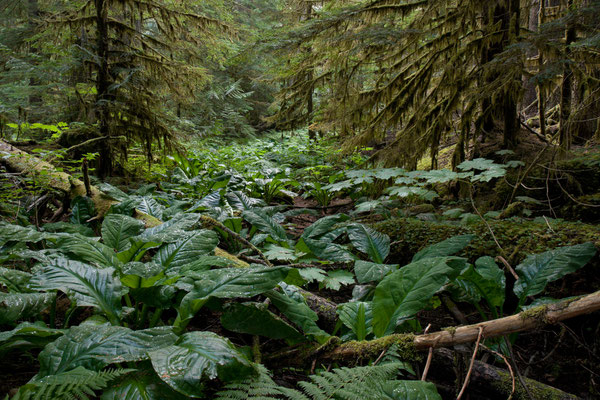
left=95, top=0, right=112, bottom=178
left=560, top=0, right=576, bottom=150
left=304, top=1, right=316, bottom=141
left=28, top=0, right=42, bottom=110
left=537, top=0, right=547, bottom=140
left=503, top=0, right=521, bottom=149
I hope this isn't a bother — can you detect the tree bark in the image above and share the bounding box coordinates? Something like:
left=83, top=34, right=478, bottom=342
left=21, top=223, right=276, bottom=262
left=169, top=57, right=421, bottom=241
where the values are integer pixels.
left=95, top=0, right=113, bottom=178
left=559, top=0, right=576, bottom=150
left=432, top=348, right=581, bottom=400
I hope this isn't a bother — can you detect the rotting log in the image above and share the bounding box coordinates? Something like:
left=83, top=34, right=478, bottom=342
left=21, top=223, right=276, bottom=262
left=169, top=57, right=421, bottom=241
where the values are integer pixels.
left=432, top=348, right=581, bottom=400
left=0, top=139, right=246, bottom=266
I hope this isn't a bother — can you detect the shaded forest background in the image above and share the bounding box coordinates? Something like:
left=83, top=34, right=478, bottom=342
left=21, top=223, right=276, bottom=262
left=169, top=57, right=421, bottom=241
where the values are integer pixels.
left=1, top=0, right=599, bottom=176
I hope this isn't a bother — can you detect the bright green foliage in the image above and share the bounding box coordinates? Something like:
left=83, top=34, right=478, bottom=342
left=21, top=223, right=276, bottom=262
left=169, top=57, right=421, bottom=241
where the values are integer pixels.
left=372, top=257, right=465, bottom=337
left=37, top=325, right=177, bottom=376
left=221, top=302, right=304, bottom=342
left=149, top=331, right=257, bottom=398
left=514, top=243, right=597, bottom=305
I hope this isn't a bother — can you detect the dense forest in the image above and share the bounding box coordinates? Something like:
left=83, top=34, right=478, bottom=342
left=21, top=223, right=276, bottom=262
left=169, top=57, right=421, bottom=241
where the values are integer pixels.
left=1, top=0, right=600, bottom=399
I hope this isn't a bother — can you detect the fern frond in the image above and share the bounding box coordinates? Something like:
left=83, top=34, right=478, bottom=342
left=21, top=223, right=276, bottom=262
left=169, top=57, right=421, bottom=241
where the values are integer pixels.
left=10, top=367, right=133, bottom=400
left=214, top=363, right=403, bottom=400
left=215, top=365, right=287, bottom=400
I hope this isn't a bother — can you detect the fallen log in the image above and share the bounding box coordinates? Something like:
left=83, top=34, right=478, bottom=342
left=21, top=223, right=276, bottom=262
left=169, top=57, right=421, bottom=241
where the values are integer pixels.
left=432, top=348, right=581, bottom=400
left=0, top=139, right=246, bottom=266
left=268, top=290, right=600, bottom=365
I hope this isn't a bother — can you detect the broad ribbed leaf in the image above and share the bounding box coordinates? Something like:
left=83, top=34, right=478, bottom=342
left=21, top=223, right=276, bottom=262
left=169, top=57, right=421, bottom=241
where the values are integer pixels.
left=101, top=215, right=145, bottom=253
left=354, top=261, right=398, bottom=284
left=412, top=235, right=474, bottom=262
left=154, top=230, right=219, bottom=269
left=135, top=196, right=164, bottom=219
left=266, top=286, right=329, bottom=339
left=243, top=209, right=288, bottom=242
left=380, top=380, right=442, bottom=399
left=136, top=214, right=201, bottom=243
left=514, top=243, right=596, bottom=303
left=225, top=191, right=265, bottom=210
left=54, top=233, right=122, bottom=268
left=337, top=301, right=372, bottom=341
left=0, top=222, right=56, bottom=243
left=29, top=258, right=125, bottom=323
left=372, top=257, right=465, bottom=337
left=301, top=238, right=356, bottom=263
left=0, top=292, right=55, bottom=324
left=347, top=223, right=390, bottom=264
left=149, top=331, right=256, bottom=398
left=101, top=369, right=187, bottom=400
left=38, top=325, right=177, bottom=376
left=177, top=266, right=290, bottom=329
left=71, top=196, right=95, bottom=225
left=0, top=266, right=32, bottom=292
left=301, top=214, right=349, bottom=240
left=221, top=302, right=304, bottom=342
left=0, top=322, right=63, bottom=356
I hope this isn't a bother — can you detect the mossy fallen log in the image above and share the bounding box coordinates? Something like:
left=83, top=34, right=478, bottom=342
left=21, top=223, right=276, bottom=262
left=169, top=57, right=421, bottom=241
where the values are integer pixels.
left=0, top=139, right=248, bottom=267
left=373, top=217, right=600, bottom=264
left=269, top=290, right=600, bottom=365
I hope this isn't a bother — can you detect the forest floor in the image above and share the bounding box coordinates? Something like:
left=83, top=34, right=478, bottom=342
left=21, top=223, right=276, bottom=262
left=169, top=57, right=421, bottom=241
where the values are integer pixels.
left=0, top=132, right=599, bottom=399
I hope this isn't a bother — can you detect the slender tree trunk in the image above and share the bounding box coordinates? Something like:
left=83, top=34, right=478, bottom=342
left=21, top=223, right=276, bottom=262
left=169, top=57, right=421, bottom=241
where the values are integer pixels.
left=304, top=1, right=316, bottom=141
left=28, top=0, right=42, bottom=110
left=537, top=0, right=547, bottom=139
left=560, top=0, right=576, bottom=150
left=95, top=0, right=112, bottom=178
left=503, top=0, right=521, bottom=149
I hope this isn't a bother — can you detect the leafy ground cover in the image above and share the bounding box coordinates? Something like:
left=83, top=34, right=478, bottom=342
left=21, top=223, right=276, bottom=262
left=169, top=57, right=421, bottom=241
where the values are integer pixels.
left=0, top=132, right=599, bottom=399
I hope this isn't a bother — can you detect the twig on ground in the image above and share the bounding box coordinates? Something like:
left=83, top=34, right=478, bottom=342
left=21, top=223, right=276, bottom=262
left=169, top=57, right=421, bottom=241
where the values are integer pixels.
left=457, top=327, right=484, bottom=400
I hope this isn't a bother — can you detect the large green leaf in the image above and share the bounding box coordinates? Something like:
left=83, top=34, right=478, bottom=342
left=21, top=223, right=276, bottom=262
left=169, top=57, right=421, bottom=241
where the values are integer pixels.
left=300, top=238, right=356, bottom=263
left=29, top=258, right=125, bottom=323
left=71, top=196, right=95, bottom=225
left=149, top=331, right=256, bottom=398
left=134, top=196, right=164, bottom=219
left=347, top=223, right=390, bottom=264
left=154, top=230, right=219, bottom=269
left=176, top=266, right=290, bottom=330
left=0, top=222, right=56, bottom=244
left=0, top=266, right=32, bottom=292
left=0, top=322, right=64, bottom=356
left=101, top=214, right=145, bottom=253
left=337, top=301, right=372, bottom=341
left=101, top=369, right=188, bottom=400
left=221, top=302, right=304, bottom=342
left=354, top=261, right=398, bottom=284
left=54, top=233, right=123, bottom=268
left=266, top=285, right=329, bottom=339
left=380, top=380, right=442, bottom=399
left=0, top=292, right=55, bottom=324
left=372, top=257, right=465, bottom=337
left=514, top=243, right=596, bottom=303
left=225, top=191, right=265, bottom=210
left=243, top=209, right=288, bottom=242
left=412, top=234, right=474, bottom=262
left=136, top=214, right=201, bottom=243
left=301, top=214, right=349, bottom=240
left=38, top=325, right=178, bottom=377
